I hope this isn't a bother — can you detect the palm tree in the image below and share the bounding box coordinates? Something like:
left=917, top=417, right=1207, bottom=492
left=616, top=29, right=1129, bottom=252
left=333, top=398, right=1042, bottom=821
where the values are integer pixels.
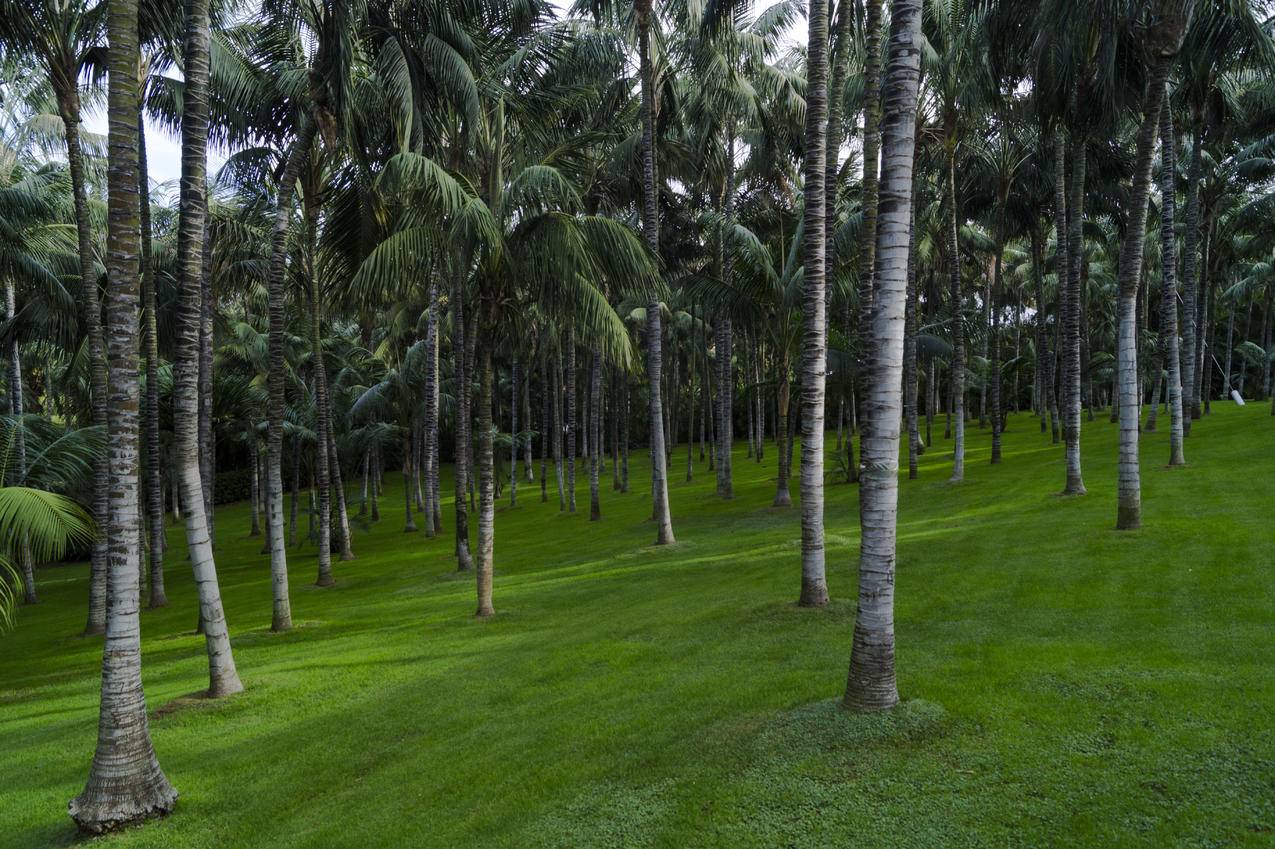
left=1157, top=92, right=1186, bottom=466
left=1114, top=3, right=1190, bottom=531
left=173, top=0, right=242, bottom=696
left=69, top=0, right=177, bottom=827
left=635, top=0, right=676, bottom=546
left=798, top=0, right=830, bottom=608
left=843, top=0, right=923, bottom=712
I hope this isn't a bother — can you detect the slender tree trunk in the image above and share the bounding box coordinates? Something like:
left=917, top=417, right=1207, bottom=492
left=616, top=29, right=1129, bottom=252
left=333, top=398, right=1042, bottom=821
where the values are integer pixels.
left=1159, top=95, right=1186, bottom=465
left=249, top=441, right=261, bottom=536
left=452, top=277, right=472, bottom=570
left=307, top=212, right=334, bottom=585
left=774, top=355, right=792, bottom=506
left=171, top=0, right=241, bottom=693
left=566, top=329, right=577, bottom=512
left=58, top=83, right=108, bottom=637
left=845, top=0, right=921, bottom=712
left=541, top=356, right=550, bottom=501
left=946, top=148, right=966, bottom=482
left=904, top=189, right=920, bottom=480
left=139, top=113, right=166, bottom=608
left=589, top=352, right=602, bottom=520
left=266, top=125, right=314, bottom=632
left=1181, top=123, right=1202, bottom=428
left=69, top=1, right=178, bottom=824
left=636, top=0, right=675, bottom=545
left=798, top=0, right=830, bottom=607
left=510, top=358, right=519, bottom=507
left=289, top=438, right=300, bottom=547
left=1115, top=59, right=1175, bottom=530
left=1062, top=130, right=1087, bottom=494
left=5, top=281, right=35, bottom=605
left=475, top=345, right=495, bottom=617
left=855, top=0, right=884, bottom=323
left=716, top=316, right=734, bottom=497
left=554, top=347, right=565, bottom=510
left=328, top=427, right=353, bottom=559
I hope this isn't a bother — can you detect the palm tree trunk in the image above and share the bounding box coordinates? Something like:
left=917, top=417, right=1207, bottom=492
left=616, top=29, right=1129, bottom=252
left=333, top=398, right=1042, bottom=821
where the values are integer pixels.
left=566, top=329, right=577, bottom=512
left=266, top=123, right=315, bottom=632
left=1159, top=95, right=1186, bottom=465
left=70, top=1, right=178, bottom=823
left=844, top=0, right=922, bottom=712
left=249, top=440, right=261, bottom=536
left=855, top=0, right=884, bottom=322
left=452, top=277, right=472, bottom=570
left=946, top=148, right=966, bottom=482
left=541, top=355, right=550, bottom=501
left=139, top=112, right=167, bottom=608
left=636, top=0, right=675, bottom=545
left=1115, top=59, right=1174, bottom=530
left=774, top=354, right=792, bottom=506
left=171, top=0, right=241, bottom=693
left=5, top=281, right=35, bottom=605
left=904, top=198, right=920, bottom=480
left=589, top=351, right=602, bottom=521
left=798, top=0, right=830, bottom=607
left=1062, top=131, right=1087, bottom=494
left=289, top=437, right=301, bottom=547
left=328, top=426, right=353, bottom=560
left=1181, top=122, right=1202, bottom=427
left=475, top=345, right=495, bottom=617
left=510, top=358, right=519, bottom=507
left=57, top=81, right=109, bottom=637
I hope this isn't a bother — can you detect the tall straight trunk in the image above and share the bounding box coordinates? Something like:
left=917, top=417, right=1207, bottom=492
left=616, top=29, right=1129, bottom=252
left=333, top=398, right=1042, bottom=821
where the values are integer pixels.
left=613, top=373, right=623, bottom=490
left=249, top=441, right=261, bottom=536
left=69, top=0, right=178, bottom=825
left=139, top=114, right=166, bottom=608
left=566, top=330, right=577, bottom=512
left=946, top=148, right=966, bottom=482
left=1158, top=95, right=1186, bottom=465
left=510, top=359, right=520, bottom=507
left=523, top=364, right=534, bottom=480
left=541, top=356, right=550, bottom=501
left=423, top=285, right=439, bottom=536
left=172, top=0, right=242, bottom=694
left=926, top=356, right=936, bottom=446
left=798, top=0, right=830, bottom=607
left=58, top=80, right=108, bottom=636
left=1031, top=225, right=1057, bottom=444
left=328, top=426, right=353, bottom=560
left=589, top=352, right=602, bottom=520
left=1062, top=131, right=1087, bottom=494
left=845, top=0, right=921, bottom=712
left=266, top=124, right=315, bottom=632
left=989, top=200, right=1006, bottom=464
left=856, top=0, right=885, bottom=323
left=716, top=317, right=734, bottom=497
left=431, top=328, right=442, bottom=533
left=553, top=347, right=566, bottom=510
left=1181, top=123, right=1202, bottom=426
left=452, top=278, right=472, bottom=570
left=5, top=282, right=35, bottom=605
left=307, top=213, right=334, bottom=585
left=1115, top=58, right=1175, bottom=530
left=475, top=345, right=495, bottom=617
left=402, top=429, right=417, bottom=532
left=636, top=0, right=675, bottom=545
left=904, top=191, right=920, bottom=480
left=620, top=374, right=630, bottom=492
left=774, top=356, right=792, bottom=506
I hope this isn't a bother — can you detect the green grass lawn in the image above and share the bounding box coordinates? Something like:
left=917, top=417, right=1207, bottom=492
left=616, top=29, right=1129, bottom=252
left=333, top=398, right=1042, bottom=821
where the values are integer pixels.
left=4, top=404, right=1274, bottom=848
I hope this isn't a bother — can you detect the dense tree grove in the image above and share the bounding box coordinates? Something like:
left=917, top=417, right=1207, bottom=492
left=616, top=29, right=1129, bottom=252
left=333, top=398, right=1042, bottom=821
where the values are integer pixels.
left=0, top=0, right=1273, bottom=834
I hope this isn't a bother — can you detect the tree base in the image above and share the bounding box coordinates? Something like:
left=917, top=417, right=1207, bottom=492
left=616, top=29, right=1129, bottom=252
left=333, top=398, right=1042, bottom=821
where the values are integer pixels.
left=69, top=775, right=177, bottom=835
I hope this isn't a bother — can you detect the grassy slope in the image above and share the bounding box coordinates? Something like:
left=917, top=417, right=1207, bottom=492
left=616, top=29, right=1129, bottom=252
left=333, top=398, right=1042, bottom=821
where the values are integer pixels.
left=2, top=404, right=1273, bottom=848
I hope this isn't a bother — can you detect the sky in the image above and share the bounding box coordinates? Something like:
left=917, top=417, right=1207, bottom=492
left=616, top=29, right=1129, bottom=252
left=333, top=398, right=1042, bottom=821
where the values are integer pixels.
left=84, top=0, right=804, bottom=188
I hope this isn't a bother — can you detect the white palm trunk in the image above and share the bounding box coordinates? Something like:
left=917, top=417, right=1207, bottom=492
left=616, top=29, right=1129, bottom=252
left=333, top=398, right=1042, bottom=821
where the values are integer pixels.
left=844, top=0, right=923, bottom=712
left=1116, top=29, right=1185, bottom=529
left=475, top=346, right=495, bottom=617
left=946, top=152, right=965, bottom=483
left=1159, top=91, right=1186, bottom=466
left=70, top=2, right=177, bottom=826
left=172, top=0, right=241, bottom=695
left=799, top=0, right=830, bottom=607
left=1062, top=134, right=1087, bottom=494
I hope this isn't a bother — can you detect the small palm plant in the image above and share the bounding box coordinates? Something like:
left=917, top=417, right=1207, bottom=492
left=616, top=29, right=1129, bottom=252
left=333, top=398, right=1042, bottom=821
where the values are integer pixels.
left=0, top=415, right=95, bottom=631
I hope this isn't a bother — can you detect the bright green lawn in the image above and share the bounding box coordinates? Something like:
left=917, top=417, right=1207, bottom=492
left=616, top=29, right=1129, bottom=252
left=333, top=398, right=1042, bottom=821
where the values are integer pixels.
left=3, top=404, right=1274, bottom=848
